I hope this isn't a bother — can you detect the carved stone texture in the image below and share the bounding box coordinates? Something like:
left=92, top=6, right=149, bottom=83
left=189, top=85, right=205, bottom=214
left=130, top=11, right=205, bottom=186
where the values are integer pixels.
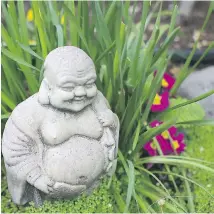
left=2, top=46, right=120, bottom=206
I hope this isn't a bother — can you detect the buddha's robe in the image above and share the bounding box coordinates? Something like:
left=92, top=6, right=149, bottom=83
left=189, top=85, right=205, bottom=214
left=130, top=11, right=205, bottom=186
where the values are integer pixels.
left=2, top=91, right=119, bottom=205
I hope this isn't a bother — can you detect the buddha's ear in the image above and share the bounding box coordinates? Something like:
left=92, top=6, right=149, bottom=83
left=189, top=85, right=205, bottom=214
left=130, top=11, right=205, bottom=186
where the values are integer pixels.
left=38, top=79, right=50, bottom=105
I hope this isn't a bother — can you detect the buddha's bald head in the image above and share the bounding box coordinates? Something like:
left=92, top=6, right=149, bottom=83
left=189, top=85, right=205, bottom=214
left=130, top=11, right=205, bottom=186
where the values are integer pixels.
left=43, top=46, right=96, bottom=86
left=39, top=46, right=98, bottom=112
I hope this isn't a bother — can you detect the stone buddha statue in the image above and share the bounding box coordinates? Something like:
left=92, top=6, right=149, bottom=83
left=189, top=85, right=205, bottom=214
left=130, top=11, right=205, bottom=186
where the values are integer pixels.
left=2, top=46, right=119, bottom=206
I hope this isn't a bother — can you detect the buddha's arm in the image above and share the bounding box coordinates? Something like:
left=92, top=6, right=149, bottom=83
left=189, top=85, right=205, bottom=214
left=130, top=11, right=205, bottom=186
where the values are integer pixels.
left=93, top=91, right=119, bottom=128
left=93, top=91, right=120, bottom=158
left=2, top=117, right=41, bottom=186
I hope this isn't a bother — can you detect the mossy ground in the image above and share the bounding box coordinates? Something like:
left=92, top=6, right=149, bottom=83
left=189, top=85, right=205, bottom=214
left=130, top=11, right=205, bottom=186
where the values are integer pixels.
left=1, top=164, right=118, bottom=213
left=1, top=126, right=214, bottom=213
left=186, top=125, right=214, bottom=212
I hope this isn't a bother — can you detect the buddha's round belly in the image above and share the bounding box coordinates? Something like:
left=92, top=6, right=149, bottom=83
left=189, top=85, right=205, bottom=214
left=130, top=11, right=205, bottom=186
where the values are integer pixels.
left=43, top=136, right=105, bottom=186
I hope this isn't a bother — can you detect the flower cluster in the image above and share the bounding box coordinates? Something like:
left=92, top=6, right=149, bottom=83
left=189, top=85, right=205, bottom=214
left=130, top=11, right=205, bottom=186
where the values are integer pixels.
left=151, top=72, right=175, bottom=112
left=144, top=120, right=186, bottom=156
left=144, top=71, right=186, bottom=157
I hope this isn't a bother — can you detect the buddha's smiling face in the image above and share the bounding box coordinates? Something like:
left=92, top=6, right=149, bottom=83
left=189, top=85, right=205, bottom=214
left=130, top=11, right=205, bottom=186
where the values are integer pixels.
left=47, top=62, right=97, bottom=112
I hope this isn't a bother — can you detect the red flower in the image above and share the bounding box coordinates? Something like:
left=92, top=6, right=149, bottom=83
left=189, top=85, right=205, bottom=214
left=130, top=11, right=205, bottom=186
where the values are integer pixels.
left=154, top=71, right=176, bottom=91
left=143, top=120, right=186, bottom=156
left=151, top=91, right=169, bottom=112
left=161, top=73, right=176, bottom=90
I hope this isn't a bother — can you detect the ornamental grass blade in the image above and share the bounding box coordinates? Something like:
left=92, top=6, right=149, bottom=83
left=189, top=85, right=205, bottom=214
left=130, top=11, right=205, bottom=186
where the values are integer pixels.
left=191, top=41, right=214, bottom=70
left=65, top=1, right=78, bottom=46
left=17, top=42, right=44, bottom=61
left=104, top=1, right=118, bottom=24
left=94, top=1, right=112, bottom=48
left=48, top=1, right=64, bottom=47
left=151, top=27, right=180, bottom=65
left=63, top=3, right=91, bottom=55
left=95, top=41, right=116, bottom=64
left=2, top=1, right=19, bottom=41
left=128, top=1, right=149, bottom=87
left=32, top=1, right=49, bottom=58
left=17, top=0, right=29, bottom=47
left=140, top=157, right=214, bottom=174
left=141, top=58, right=167, bottom=123
left=82, top=1, right=89, bottom=44
left=1, top=113, right=11, bottom=120
left=2, top=48, right=40, bottom=72
left=153, top=170, right=214, bottom=201
left=132, top=121, right=141, bottom=151
left=1, top=56, right=26, bottom=101
left=112, top=186, right=126, bottom=212
left=55, top=24, right=64, bottom=47
left=169, top=90, right=214, bottom=112
left=1, top=91, right=16, bottom=110
left=176, top=120, right=214, bottom=126
left=124, top=160, right=135, bottom=213
left=134, top=193, right=149, bottom=212
left=136, top=167, right=188, bottom=212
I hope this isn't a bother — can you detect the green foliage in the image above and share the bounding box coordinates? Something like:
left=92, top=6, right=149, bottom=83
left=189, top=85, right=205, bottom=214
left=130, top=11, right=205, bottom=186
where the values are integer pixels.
left=186, top=126, right=214, bottom=212
left=160, top=97, right=205, bottom=127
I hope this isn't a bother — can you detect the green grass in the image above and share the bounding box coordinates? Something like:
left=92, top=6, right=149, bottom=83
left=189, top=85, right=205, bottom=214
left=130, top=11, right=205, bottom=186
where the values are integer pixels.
left=1, top=164, right=117, bottom=213
left=1, top=1, right=214, bottom=213
left=186, top=126, right=214, bottom=212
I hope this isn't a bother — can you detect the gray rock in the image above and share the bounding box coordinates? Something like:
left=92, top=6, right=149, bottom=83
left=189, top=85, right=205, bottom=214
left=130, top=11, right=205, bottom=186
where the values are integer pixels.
left=2, top=46, right=120, bottom=206
left=177, top=66, right=214, bottom=119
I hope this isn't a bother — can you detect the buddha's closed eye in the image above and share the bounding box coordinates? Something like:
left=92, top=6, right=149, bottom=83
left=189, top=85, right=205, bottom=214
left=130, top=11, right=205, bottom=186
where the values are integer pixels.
left=85, top=83, right=94, bottom=89
left=61, top=87, right=75, bottom=92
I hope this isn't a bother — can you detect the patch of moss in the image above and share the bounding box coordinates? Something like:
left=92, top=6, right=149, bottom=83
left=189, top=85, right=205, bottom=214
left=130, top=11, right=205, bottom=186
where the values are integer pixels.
left=1, top=162, right=118, bottom=213
left=186, top=125, right=214, bottom=212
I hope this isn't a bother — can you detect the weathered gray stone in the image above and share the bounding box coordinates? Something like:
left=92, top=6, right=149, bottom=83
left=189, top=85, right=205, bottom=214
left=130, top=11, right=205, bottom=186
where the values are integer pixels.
left=2, top=46, right=119, bottom=206
left=177, top=66, right=214, bottom=119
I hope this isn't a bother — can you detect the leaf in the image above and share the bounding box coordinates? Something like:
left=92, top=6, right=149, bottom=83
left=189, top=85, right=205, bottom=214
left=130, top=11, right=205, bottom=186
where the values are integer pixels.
left=160, top=97, right=205, bottom=127
left=55, top=24, right=64, bottom=47
left=2, top=48, right=40, bottom=72
left=152, top=27, right=180, bottom=65
left=1, top=91, right=16, bottom=110
left=63, top=3, right=91, bottom=54
left=139, top=157, right=214, bottom=174
left=94, top=1, right=112, bottom=47
left=1, top=113, right=11, bottom=120
left=176, top=120, right=214, bottom=126
left=105, top=1, right=118, bottom=24
left=124, top=160, right=135, bottom=213
left=17, top=42, right=44, bottom=61
left=132, top=121, right=141, bottom=151
left=95, top=41, right=116, bottom=64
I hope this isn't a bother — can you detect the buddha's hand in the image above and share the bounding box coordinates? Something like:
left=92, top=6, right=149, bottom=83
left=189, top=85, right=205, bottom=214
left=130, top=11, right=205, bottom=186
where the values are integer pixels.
left=34, top=175, right=55, bottom=194
left=49, top=182, right=87, bottom=198
left=98, top=109, right=115, bottom=127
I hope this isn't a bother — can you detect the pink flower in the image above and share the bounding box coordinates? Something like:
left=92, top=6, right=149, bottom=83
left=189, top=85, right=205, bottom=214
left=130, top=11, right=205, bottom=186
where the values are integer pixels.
left=161, top=73, right=176, bottom=90
left=143, top=120, right=186, bottom=156
left=151, top=91, right=169, bottom=112
left=154, top=71, right=176, bottom=91
left=170, top=133, right=186, bottom=154
left=144, top=140, right=158, bottom=156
